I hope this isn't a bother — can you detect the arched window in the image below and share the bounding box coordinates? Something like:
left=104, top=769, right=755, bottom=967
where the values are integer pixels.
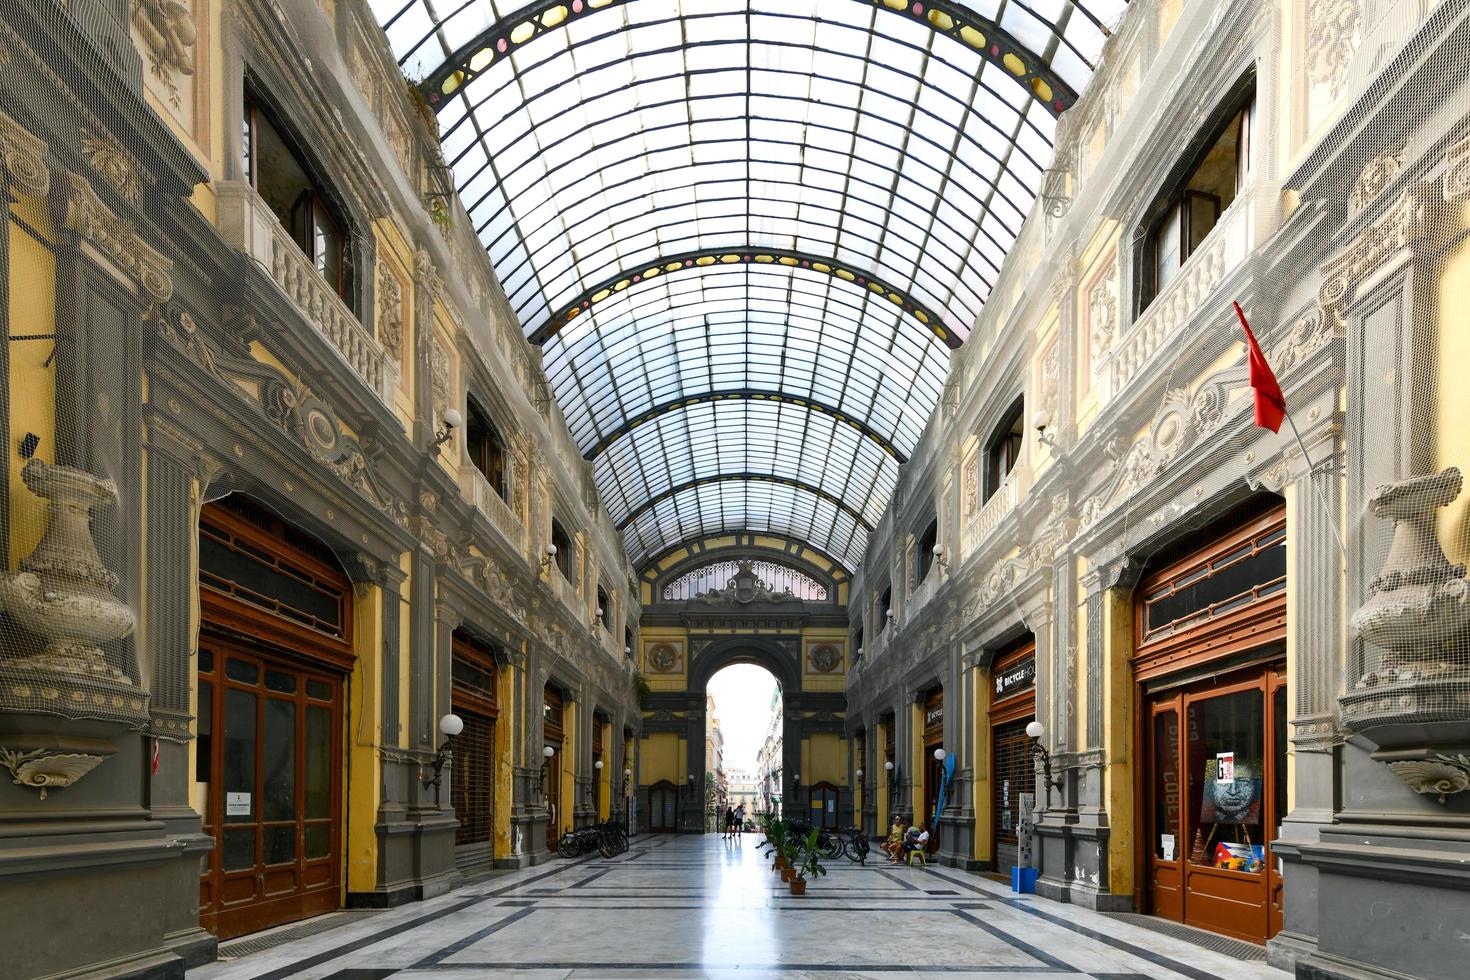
left=466, top=396, right=507, bottom=500
left=916, top=518, right=939, bottom=582
left=596, top=585, right=611, bottom=632
left=550, top=519, right=572, bottom=581
left=877, top=584, right=892, bottom=634
left=983, top=398, right=1024, bottom=503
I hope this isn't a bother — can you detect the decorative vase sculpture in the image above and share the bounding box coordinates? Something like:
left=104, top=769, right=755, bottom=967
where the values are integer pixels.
left=0, top=459, right=135, bottom=680
left=1340, top=467, right=1470, bottom=803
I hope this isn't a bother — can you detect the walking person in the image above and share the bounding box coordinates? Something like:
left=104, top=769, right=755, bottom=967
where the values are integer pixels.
left=723, top=805, right=735, bottom=838
left=734, top=803, right=746, bottom=835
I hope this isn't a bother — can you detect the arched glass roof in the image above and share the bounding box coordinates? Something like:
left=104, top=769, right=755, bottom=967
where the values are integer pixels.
left=370, top=0, right=1126, bottom=570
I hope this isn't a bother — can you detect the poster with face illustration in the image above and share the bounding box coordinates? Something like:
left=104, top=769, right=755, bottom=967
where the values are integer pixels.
left=1200, top=757, right=1261, bottom=825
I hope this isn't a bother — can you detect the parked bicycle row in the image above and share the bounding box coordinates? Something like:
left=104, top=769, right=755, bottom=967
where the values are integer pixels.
left=556, top=820, right=630, bottom=859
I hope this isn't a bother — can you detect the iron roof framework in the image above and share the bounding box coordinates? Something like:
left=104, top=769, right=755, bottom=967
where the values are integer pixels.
left=371, top=0, right=1125, bottom=570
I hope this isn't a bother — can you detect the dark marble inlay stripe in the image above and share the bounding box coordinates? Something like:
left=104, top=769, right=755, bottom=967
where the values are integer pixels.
left=951, top=909, right=1079, bottom=973
left=418, top=963, right=1069, bottom=973
left=239, top=860, right=589, bottom=980
left=1005, top=901, right=1227, bottom=980
left=413, top=907, right=537, bottom=968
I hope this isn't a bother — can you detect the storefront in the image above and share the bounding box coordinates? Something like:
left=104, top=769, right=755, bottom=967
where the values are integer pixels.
left=990, top=638, right=1036, bottom=872
left=543, top=685, right=564, bottom=850
left=1136, top=502, right=1287, bottom=945
left=810, top=782, right=840, bottom=829
left=195, top=497, right=349, bottom=939
left=450, top=632, right=498, bottom=869
left=922, top=687, right=943, bottom=853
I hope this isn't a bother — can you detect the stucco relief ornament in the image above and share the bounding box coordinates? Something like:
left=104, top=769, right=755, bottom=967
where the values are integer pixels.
left=1088, top=276, right=1117, bottom=371
left=0, top=746, right=109, bottom=801
left=1387, top=755, right=1470, bottom=805
left=1306, top=0, right=1361, bottom=97
left=131, top=0, right=196, bottom=107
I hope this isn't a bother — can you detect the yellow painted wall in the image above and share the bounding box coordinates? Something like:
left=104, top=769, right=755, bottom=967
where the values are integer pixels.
left=7, top=194, right=57, bottom=569
left=559, top=701, right=576, bottom=837
left=640, top=732, right=682, bottom=786
left=494, top=660, right=516, bottom=855
left=802, top=733, right=846, bottom=786
left=597, top=717, right=611, bottom=820
left=972, top=669, right=994, bottom=865
left=1102, top=587, right=1136, bottom=897
left=346, top=584, right=384, bottom=895
left=1437, top=230, right=1470, bottom=565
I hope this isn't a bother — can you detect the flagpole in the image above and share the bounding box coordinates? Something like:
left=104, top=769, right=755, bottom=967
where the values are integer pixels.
left=1281, top=409, right=1349, bottom=561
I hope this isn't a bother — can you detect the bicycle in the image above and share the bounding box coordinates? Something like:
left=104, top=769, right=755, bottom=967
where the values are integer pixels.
left=788, top=820, right=844, bottom=861
left=841, top=826, right=870, bottom=864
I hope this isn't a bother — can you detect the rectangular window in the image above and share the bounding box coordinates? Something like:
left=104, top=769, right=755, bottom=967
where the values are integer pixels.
left=243, top=93, right=352, bottom=304
left=1145, top=93, right=1254, bottom=307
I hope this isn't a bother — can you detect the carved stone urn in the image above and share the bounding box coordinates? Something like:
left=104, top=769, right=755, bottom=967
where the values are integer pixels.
left=0, top=459, right=135, bottom=680
left=1340, top=467, right=1470, bottom=802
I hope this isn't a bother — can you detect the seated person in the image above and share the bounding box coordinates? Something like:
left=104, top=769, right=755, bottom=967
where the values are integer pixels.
left=880, top=820, right=904, bottom=861
left=900, top=823, right=929, bottom=863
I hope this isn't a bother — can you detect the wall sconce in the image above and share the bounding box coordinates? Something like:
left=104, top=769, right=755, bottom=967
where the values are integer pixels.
left=594, top=759, right=604, bottom=771
left=430, top=407, right=462, bottom=456
left=538, top=743, right=555, bottom=793
left=885, top=608, right=899, bottom=634
left=855, top=768, right=863, bottom=779
left=933, top=747, right=947, bottom=762
left=422, top=713, right=464, bottom=788
left=932, top=543, right=948, bottom=570
left=590, top=606, right=604, bottom=632
left=793, top=773, right=800, bottom=785
left=1033, top=408, right=1061, bottom=452
left=1025, top=721, right=1064, bottom=800
left=623, top=767, right=632, bottom=796
left=885, top=759, right=897, bottom=797
left=855, top=647, right=863, bottom=661
left=540, top=542, right=558, bottom=573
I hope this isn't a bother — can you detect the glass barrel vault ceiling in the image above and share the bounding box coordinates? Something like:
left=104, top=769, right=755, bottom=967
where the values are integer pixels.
left=371, top=0, right=1127, bottom=571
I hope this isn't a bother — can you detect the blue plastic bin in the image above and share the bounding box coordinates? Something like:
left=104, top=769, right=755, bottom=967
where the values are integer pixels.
left=1011, top=867, right=1038, bottom=893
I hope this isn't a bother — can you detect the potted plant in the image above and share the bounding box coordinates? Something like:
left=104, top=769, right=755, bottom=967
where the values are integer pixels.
left=791, top=828, right=827, bottom=895
left=779, top=829, right=802, bottom=881
left=761, top=819, right=788, bottom=870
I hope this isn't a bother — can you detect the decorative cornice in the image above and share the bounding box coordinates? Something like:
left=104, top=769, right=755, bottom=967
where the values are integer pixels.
left=0, top=107, right=49, bottom=198
left=60, top=171, right=172, bottom=306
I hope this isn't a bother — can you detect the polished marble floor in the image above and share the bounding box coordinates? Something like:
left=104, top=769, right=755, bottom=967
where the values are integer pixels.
left=191, top=834, right=1289, bottom=979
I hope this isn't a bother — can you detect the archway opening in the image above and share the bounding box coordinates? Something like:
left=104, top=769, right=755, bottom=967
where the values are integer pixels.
left=705, top=663, right=782, bottom=830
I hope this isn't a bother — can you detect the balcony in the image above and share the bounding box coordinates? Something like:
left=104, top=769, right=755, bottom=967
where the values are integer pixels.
left=216, top=181, right=398, bottom=405
left=1100, top=186, right=1257, bottom=403
left=461, top=464, right=527, bottom=554
left=963, top=471, right=1020, bottom=557
left=549, top=565, right=582, bottom=615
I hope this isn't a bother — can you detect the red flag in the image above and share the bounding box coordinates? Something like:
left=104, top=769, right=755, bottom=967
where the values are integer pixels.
left=1234, top=302, right=1285, bottom=433
left=151, top=738, right=159, bottom=776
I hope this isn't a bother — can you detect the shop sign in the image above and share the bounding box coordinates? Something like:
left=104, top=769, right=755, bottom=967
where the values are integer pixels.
left=925, top=705, right=943, bottom=726
left=995, top=657, right=1035, bottom=699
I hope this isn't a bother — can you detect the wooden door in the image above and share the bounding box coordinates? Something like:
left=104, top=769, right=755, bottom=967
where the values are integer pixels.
left=197, top=639, right=342, bottom=940
left=810, top=782, right=839, bottom=830
left=648, top=781, right=677, bottom=832
left=1145, top=665, right=1287, bottom=945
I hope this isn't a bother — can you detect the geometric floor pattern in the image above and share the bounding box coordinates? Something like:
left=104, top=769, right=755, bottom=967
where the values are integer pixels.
left=190, top=835, right=1289, bottom=979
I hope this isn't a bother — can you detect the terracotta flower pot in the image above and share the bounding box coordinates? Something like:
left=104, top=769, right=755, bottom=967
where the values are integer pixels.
left=774, top=857, right=786, bottom=871
left=781, top=867, right=794, bottom=882
left=789, top=878, right=807, bottom=895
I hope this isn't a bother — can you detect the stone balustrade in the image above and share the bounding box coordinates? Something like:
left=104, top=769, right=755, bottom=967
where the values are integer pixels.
left=462, top=464, right=528, bottom=554
left=216, top=181, right=398, bottom=405
left=1101, top=187, right=1256, bottom=403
